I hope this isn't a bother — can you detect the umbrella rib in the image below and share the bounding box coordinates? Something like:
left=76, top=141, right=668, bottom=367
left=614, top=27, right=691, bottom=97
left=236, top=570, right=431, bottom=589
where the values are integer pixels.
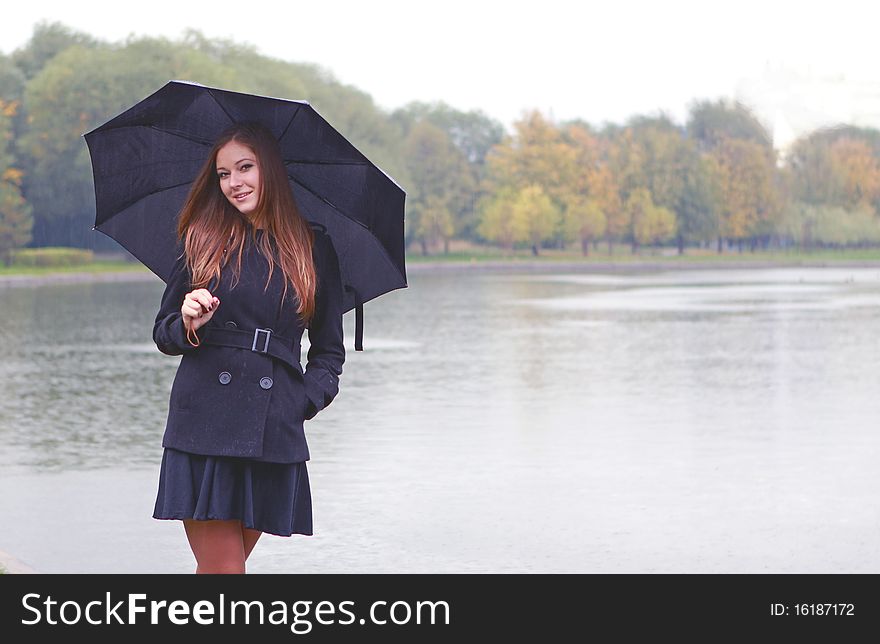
left=149, top=125, right=215, bottom=146
left=278, top=107, right=301, bottom=143
left=289, top=176, right=370, bottom=232
left=285, top=159, right=370, bottom=167
left=89, top=122, right=216, bottom=146
left=206, top=88, right=238, bottom=126
left=95, top=156, right=207, bottom=180
left=101, top=180, right=194, bottom=221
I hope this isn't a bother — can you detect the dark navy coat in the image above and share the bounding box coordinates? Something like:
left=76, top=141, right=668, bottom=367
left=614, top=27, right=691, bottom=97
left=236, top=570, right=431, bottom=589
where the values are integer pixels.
left=153, top=227, right=345, bottom=463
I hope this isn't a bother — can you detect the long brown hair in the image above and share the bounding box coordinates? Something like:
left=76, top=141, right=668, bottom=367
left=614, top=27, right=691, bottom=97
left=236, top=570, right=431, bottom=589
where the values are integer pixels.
left=177, top=122, right=316, bottom=322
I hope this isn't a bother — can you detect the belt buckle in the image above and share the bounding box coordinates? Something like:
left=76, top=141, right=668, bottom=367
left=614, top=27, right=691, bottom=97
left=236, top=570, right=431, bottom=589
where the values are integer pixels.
left=252, top=328, right=272, bottom=353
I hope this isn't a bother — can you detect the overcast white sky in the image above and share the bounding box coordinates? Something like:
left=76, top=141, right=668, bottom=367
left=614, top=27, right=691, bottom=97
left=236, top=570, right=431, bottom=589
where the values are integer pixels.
left=3, top=0, right=879, bottom=139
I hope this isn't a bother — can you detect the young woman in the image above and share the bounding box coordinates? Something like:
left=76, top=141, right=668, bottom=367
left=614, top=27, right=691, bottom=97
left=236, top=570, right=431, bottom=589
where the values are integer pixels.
left=151, top=122, right=345, bottom=574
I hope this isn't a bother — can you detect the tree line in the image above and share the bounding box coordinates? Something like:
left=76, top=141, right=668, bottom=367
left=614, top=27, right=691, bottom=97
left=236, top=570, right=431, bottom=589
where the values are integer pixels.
left=2, top=22, right=880, bottom=264
left=475, top=108, right=880, bottom=256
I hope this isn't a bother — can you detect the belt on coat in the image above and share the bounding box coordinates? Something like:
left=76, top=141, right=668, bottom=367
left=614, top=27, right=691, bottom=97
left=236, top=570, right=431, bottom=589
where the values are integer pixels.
left=201, top=326, right=302, bottom=374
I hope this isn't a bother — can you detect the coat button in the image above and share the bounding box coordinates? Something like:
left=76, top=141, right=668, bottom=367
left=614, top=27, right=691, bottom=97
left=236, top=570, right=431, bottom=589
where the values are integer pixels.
left=225, top=321, right=238, bottom=329
left=219, top=371, right=232, bottom=385
left=260, top=377, right=273, bottom=390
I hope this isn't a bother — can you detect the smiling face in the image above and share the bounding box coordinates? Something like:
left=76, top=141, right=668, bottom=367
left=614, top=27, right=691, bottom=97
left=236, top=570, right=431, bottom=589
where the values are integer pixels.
left=216, top=140, right=261, bottom=217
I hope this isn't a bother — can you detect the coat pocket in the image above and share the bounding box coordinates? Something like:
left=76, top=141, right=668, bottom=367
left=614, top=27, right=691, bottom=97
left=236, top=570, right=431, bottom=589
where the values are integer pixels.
left=169, top=358, right=195, bottom=411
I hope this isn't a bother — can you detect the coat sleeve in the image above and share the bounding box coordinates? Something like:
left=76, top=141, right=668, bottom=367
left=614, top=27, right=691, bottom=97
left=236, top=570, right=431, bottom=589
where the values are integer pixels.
left=303, top=232, right=346, bottom=420
left=152, top=250, right=204, bottom=356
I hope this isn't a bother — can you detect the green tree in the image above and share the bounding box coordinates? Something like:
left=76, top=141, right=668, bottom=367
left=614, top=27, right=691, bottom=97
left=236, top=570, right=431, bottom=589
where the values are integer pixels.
left=786, top=132, right=839, bottom=206
left=392, top=102, right=502, bottom=239
left=624, top=116, right=724, bottom=253
left=676, top=151, right=722, bottom=253
left=402, top=120, right=474, bottom=254
left=18, top=39, right=232, bottom=248
left=0, top=183, right=32, bottom=265
left=11, top=21, right=97, bottom=80
left=0, top=101, right=32, bottom=264
left=0, top=54, right=25, bottom=102
left=780, top=202, right=880, bottom=249
left=626, top=115, right=688, bottom=210
left=392, top=101, right=504, bottom=166
left=687, top=99, right=773, bottom=150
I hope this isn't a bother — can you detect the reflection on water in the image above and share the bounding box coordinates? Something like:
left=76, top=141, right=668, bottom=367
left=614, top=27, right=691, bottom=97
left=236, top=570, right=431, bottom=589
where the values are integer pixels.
left=1, top=267, right=879, bottom=573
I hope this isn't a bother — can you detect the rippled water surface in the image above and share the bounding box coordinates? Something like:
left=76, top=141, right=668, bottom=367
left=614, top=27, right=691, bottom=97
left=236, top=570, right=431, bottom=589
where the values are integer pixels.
left=1, top=266, right=879, bottom=572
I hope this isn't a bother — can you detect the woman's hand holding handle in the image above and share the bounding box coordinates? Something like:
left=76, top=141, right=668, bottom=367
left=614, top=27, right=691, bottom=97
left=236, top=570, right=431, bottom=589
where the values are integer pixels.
left=182, top=289, right=220, bottom=334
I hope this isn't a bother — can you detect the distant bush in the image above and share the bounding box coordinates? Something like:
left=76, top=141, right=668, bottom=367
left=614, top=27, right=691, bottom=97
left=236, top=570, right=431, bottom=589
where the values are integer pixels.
left=12, top=247, right=94, bottom=267
left=778, top=203, right=880, bottom=247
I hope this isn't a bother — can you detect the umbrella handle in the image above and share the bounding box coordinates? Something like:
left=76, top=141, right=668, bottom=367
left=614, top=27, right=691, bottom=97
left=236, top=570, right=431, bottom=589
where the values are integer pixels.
left=345, top=285, right=364, bottom=352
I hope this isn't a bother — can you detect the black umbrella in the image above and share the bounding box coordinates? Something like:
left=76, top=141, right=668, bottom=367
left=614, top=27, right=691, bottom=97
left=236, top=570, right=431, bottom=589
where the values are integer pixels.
left=84, top=80, right=407, bottom=350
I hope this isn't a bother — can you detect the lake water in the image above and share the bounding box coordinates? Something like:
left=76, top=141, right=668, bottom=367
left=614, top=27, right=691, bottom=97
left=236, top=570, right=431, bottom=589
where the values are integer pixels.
left=1, top=266, right=879, bottom=573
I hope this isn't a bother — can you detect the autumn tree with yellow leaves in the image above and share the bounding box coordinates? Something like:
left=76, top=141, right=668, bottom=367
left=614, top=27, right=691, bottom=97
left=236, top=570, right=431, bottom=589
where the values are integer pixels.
left=512, top=184, right=561, bottom=255
left=477, top=187, right=519, bottom=251
left=830, top=138, right=880, bottom=210
left=687, top=100, right=779, bottom=251
left=480, top=111, right=576, bottom=250
left=712, top=137, right=779, bottom=251
left=561, top=124, right=615, bottom=254
left=626, top=188, right=676, bottom=252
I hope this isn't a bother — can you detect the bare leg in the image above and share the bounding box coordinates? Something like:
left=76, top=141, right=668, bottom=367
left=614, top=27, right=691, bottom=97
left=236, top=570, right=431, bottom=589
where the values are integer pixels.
left=183, top=519, right=247, bottom=574
left=242, top=526, right=262, bottom=561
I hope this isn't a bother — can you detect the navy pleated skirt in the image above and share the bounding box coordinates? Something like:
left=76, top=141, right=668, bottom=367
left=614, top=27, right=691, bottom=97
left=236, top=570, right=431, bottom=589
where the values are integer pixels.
left=152, top=448, right=313, bottom=537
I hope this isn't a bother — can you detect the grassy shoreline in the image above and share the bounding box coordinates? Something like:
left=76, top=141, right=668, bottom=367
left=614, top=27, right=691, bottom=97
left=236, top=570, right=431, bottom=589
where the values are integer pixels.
left=404, top=244, right=880, bottom=264
left=0, top=258, right=151, bottom=277
left=2, top=249, right=880, bottom=283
